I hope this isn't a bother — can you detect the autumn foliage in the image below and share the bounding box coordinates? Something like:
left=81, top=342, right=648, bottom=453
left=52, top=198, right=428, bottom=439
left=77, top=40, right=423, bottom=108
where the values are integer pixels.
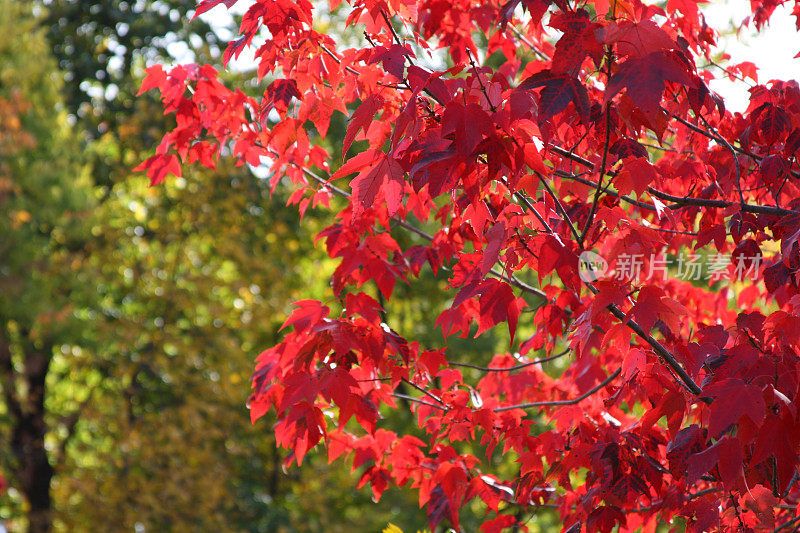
left=139, top=0, right=800, bottom=530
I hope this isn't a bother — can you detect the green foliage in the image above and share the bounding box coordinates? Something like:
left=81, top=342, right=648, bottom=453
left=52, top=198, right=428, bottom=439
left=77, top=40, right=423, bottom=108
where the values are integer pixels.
left=0, top=1, right=94, bottom=530
left=40, top=0, right=223, bottom=134
left=52, top=159, right=335, bottom=531
left=0, top=0, right=92, bottom=331
left=0, top=2, right=521, bottom=530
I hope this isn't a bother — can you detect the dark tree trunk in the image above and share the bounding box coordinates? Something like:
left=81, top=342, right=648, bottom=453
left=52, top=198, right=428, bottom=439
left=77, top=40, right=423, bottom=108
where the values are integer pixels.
left=10, top=349, right=53, bottom=533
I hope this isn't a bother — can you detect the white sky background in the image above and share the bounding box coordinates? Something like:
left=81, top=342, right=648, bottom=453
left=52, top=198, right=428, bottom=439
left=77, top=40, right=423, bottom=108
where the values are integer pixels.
left=184, top=0, right=800, bottom=112
left=703, top=2, right=800, bottom=112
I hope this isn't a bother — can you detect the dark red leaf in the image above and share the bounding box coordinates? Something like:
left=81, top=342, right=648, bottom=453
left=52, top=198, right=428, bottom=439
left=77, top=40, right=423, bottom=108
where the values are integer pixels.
left=605, top=51, right=696, bottom=124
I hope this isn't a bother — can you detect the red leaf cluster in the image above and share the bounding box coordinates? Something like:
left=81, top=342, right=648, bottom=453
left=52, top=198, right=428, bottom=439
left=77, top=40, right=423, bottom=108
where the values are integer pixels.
left=139, top=0, right=800, bottom=530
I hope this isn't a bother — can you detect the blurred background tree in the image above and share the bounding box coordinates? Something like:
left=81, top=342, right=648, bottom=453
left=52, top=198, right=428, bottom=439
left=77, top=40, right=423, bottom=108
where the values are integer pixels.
left=0, top=1, right=94, bottom=530
left=0, top=1, right=521, bottom=531
left=40, top=0, right=223, bottom=136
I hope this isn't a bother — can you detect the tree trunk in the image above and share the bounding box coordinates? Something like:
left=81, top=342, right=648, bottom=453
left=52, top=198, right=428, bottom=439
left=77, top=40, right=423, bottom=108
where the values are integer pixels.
left=11, top=349, right=53, bottom=533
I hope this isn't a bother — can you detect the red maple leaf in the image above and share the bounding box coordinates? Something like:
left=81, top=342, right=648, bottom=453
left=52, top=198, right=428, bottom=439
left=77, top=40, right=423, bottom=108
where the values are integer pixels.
left=550, top=9, right=604, bottom=75
left=517, top=70, right=590, bottom=133
left=138, top=1, right=800, bottom=529
left=133, top=153, right=182, bottom=186
left=605, top=51, right=696, bottom=124
left=343, top=94, right=384, bottom=157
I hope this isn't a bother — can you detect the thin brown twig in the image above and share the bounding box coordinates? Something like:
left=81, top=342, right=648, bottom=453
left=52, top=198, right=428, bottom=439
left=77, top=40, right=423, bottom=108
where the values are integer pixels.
left=579, top=101, right=613, bottom=247
left=401, top=377, right=444, bottom=404
left=511, top=188, right=555, bottom=234
left=558, top=166, right=799, bottom=217
left=535, top=171, right=582, bottom=242
left=697, top=112, right=745, bottom=206
left=449, top=348, right=570, bottom=372
left=631, top=487, right=721, bottom=514
left=673, top=113, right=800, bottom=180
left=467, top=49, right=498, bottom=112
left=392, top=392, right=446, bottom=410
left=507, top=25, right=549, bottom=60
left=774, top=513, right=800, bottom=532
left=493, top=367, right=621, bottom=412
left=601, top=293, right=704, bottom=396
left=289, top=153, right=550, bottom=299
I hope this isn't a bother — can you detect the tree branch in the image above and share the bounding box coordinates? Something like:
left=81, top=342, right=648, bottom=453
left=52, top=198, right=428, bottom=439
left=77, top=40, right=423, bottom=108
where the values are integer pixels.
left=774, top=514, right=800, bottom=532
left=579, top=101, right=613, bottom=247
left=493, top=367, right=621, bottom=412
left=449, top=347, right=570, bottom=372
left=0, top=335, right=22, bottom=422
left=509, top=177, right=705, bottom=397
left=557, top=167, right=800, bottom=217
left=401, top=377, right=443, bottom=405
left=294, top=156, right=549, bottom=299
left=595, top=287, right=704, bottom=397
left=673, top=112, right=800, bottom=180
left=535, top=171, right=582, bottom=242
left=392, top=392, right=447, bottom=410
left=697, top=113, right=745, bottom=206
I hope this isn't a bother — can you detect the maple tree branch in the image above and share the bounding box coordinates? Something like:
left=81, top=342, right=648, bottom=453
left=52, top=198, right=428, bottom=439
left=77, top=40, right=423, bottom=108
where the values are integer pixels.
left=392, top=392, right=446, bottom=410
left=513, top=190, right=554, bottom=234
left=493, top=367, right=621, bottom=412
left=602, top=296, right=704, bottom=396
left=671, top=112, right=745, bottom=152
left=558, top=166, right=800, bottom=217
left=673, top=113, right=800, bottom=180
left=648, top=186, right=798, bottom=217
left=781, top=470, right=799, bottom=499
left=497, top=271, right=548, bottom=299
left=729, top=492, right=747, bottom=530
left=558, top=191, right=696, bottom=236
left=639, top=141, right=680, bottom=153
left=499, top=174, right=555, bottom=235
left=774, top=514, right=800, bottom=532
left=285, top=154, right=433, bottom=239
left=379, top=10, right=404, bottom=47
left=555, top=170, right=657, bottom=212
left=512, top=169, right=703, bottom=396
left=689, top=487, right=723, bottom=500
left=648, top=227, right=699, bottom=237
left=700, top=60, right=755, bottom=86
left=549, top=144, right=595, bottom=171
left=508, top=174, right=704, bottom=397
left=468, top=50, right=498, bottom=113
left=579, top=102, right=613, bottom=247
left=401, top=377, right=444, bottom=405
left=449, top=347, right=570, bottom=372
left=392, top=217, right=435, bottom=241
left=507, top=25, right=548, bottom=60
left=319, top=41, right=416, bottom=94
left=698, top=113, right=745, bottom=206
left=291, top=156, right=549, bottom=300
left=551, top=128, right=799, bottom=217
left=319, top=44, right=360, bottom=78
left=535, top=171, right=582, bottom=241
left=368, top=16, right=449, bottom=111
left=631, top=486, right=721, bottom=514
